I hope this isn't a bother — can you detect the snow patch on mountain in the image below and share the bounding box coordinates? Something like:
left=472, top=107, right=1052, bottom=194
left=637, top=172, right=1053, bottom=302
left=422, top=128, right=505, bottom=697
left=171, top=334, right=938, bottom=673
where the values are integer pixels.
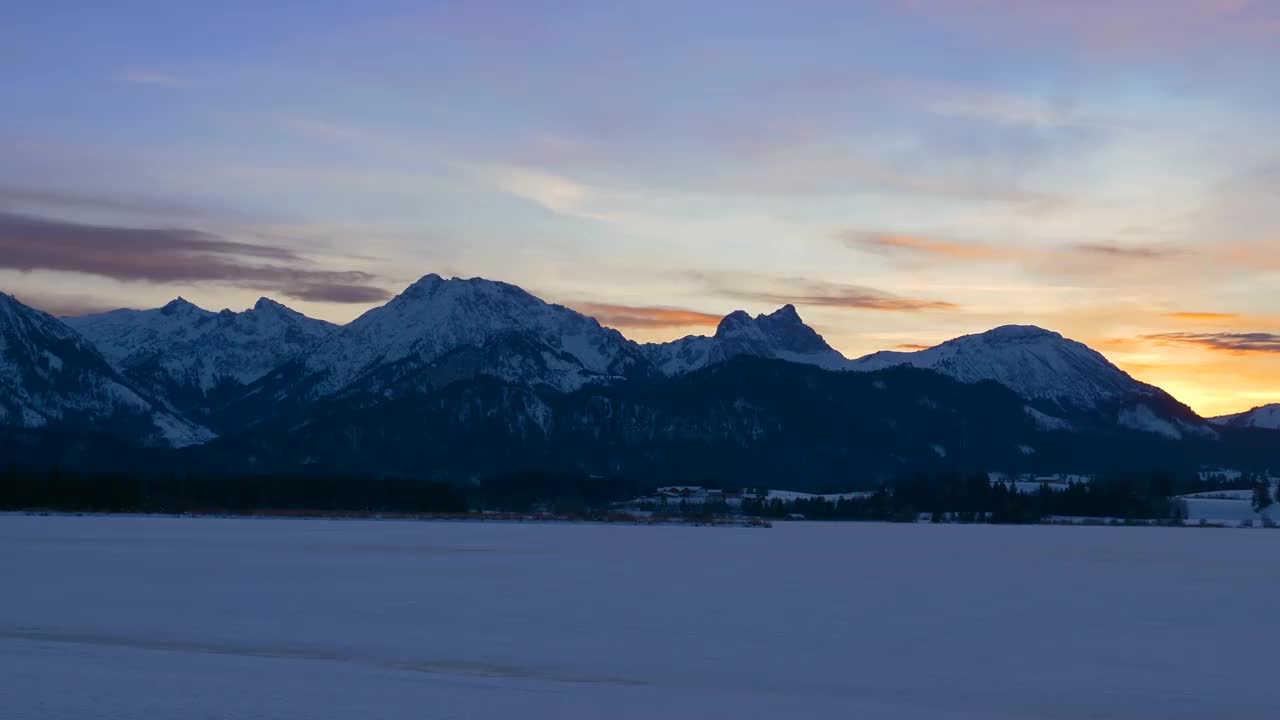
left=1117, top=404, right=1182, bottom=440
left=1025, top=406, right=1074, bottom=432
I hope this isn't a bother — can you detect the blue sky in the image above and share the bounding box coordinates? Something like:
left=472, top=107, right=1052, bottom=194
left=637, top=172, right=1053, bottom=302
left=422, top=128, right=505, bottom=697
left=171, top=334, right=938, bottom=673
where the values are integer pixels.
left=3, top=0, right=1279, bottom=414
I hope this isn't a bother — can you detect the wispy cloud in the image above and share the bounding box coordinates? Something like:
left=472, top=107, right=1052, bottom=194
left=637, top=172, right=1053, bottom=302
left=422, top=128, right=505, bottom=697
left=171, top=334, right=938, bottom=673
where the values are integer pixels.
left=923, top=88, right=1095, bottom=129
left=842, top=230, right=1009, bottom=262
left=894, top=343, right=933, bottom=351
left=1144, top=332, right=1280, bottom=354
left=0, top=183, right=254, bottom=224
left=701, top=273, right=959, bottom=313
left=845, top=231, right=1195, bottom=283
left=0, top=212, right=391, bottom=304
left=1071, top=242, right=1184, bottom=260
left=279, top=284, right=393, bottom=304
left=486, top=165, right=592, bottom=215
left=568, top=302, right=722, bottom=330
left=10, top=291, right=119, bottom=318
left=898, top=0, right=1280, bottom=54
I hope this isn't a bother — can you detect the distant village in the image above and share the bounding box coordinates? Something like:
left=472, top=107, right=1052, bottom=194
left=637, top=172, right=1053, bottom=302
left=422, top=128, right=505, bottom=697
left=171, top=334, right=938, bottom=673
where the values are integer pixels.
left=617, top=470, right=1280, bottom=527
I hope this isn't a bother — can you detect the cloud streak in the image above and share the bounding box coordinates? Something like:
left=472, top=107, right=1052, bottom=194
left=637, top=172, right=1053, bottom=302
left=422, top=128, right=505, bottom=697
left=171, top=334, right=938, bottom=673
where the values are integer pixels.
left=10, top=291, right=120, bottom=318
left=844, top=230, right=1192, bottom=280
left=1166, top=312, right=1240, bottom=322
left=0, top=212, right=391, bottom=304
left=569, top=302, right=723, bottom=330
left=842, top=230, right=1009, bottom=262
left=899, top=0, right=1280, bottom=54
left=1144, top=332, right=1280, bottom=354
left=702, top=274, right=959, bottom=313
left=1071, top=242, right=1183, bottom=260
left=0, top=183, right=224, bottom=219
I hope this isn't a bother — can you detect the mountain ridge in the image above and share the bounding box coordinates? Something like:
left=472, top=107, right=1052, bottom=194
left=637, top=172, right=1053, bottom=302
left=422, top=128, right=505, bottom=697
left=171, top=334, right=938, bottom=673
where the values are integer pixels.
left=65, top=295, right=335, bottom=422
left=0, top=292, right=212, bottom=447
left=4, top=274, right=1274, bottom=466
left=645, top=304, right=850, bottom=375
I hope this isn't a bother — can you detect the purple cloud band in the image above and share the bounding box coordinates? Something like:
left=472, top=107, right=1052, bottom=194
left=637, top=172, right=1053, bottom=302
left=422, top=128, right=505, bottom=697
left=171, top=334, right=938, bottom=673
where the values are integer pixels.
left=1145, top=332, right=1280, bottom=354
left=0, top=211, right=391, bottom=304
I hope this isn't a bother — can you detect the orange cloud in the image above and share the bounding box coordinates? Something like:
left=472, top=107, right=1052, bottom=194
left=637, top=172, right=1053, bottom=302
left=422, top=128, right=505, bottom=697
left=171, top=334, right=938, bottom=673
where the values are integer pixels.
left=696, top=272, right=960, bottom=313
left=846, top=231, right=1194, bottom=273
left=844, top=231, right=1009, bottom=261
left=1217, top=243, right=1280, bottom=271
left=893, top=343, right=932, bottom=351
left=742, top=286, right=959, bottom=312
left=1166, top=312, right=1240, bottom=322
left=571, top=302, right=722, bottom=330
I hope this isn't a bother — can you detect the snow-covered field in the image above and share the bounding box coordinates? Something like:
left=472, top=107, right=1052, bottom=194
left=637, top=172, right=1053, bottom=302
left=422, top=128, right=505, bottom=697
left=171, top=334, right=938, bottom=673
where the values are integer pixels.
left=1182, top=497, right=1280, bottom=525
left=1179, top=481, right=1280, bottom=525
left=2, top=515, right=1277, bottom=719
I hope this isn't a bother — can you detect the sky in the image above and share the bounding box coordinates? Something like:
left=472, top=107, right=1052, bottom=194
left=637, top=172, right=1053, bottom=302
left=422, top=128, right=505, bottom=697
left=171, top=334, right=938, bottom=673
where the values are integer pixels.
left=3, top=0, right=1279, bottom=417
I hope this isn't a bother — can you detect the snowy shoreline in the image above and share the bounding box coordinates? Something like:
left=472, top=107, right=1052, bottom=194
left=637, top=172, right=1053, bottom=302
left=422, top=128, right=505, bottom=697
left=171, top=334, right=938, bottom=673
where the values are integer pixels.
left=7, top=508, right=1277, bottom=530
left=0, top=509, right=772, bottom=529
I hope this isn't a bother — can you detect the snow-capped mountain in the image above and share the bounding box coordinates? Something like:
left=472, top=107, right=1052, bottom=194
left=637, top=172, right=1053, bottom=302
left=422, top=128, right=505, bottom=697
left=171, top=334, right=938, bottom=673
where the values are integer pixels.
left=850, top=325, right=1208, bottom=438
left=259, top=274, right=653, bottom=402
left=7, top=271, right=1257, bottom=456
left=1211, top=404, right=1280, bottom=430
left=852, top=326, right=1151, bottom=408
left=0, top=293, right=212, bottom=447
left=646, top=305, right=849, bottom=375
left=66, top=297, right=334, bottom=418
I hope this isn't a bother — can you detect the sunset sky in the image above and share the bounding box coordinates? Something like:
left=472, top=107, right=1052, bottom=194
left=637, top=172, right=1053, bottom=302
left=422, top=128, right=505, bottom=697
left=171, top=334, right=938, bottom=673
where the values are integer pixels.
left=3, top=1, right=1279, bottom=416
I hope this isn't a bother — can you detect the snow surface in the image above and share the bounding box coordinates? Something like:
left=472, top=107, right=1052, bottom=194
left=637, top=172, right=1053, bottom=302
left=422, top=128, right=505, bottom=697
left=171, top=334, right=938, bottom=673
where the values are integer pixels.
left=1180, top=498, right=1280, bottom=525
left=3, top=515, right=1278, bottom=719
left=1178, top=481, right=1280, bottom=525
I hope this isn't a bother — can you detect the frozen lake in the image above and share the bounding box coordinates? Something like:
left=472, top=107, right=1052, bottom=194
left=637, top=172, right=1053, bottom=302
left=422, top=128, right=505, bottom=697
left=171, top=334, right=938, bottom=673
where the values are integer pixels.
left=2, top=515, right=1276, bottom=719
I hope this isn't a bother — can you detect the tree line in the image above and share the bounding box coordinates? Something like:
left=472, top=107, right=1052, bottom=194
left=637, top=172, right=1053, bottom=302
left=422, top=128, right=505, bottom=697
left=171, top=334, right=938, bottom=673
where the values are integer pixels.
left=0, top=464, right=466, bottom=515
left=3, top=462, right=1271, bottom=524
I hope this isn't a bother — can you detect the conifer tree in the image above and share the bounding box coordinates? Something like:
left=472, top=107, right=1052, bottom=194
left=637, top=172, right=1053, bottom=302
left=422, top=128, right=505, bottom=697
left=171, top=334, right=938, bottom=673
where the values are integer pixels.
left=1251, top=480, right=1273, bottom=512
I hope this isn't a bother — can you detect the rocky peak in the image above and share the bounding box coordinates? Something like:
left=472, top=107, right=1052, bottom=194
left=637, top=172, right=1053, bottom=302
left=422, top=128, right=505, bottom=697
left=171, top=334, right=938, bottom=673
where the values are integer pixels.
left=160, top=297, right=206, bottom=317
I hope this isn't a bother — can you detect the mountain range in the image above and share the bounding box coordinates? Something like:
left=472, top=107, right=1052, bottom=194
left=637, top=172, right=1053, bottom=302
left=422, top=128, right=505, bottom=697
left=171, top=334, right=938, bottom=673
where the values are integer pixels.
left=2, top=275, right=1275, bottom=487
left=66, top=297, right=335, bottom=423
